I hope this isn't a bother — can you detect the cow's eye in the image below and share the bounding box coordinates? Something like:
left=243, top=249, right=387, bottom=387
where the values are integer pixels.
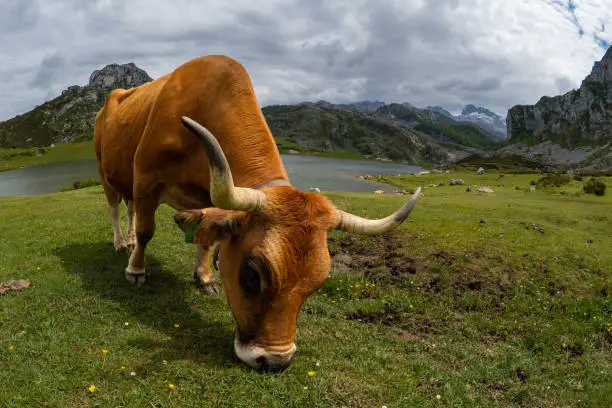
left=240, top=257, right=261, bottom=295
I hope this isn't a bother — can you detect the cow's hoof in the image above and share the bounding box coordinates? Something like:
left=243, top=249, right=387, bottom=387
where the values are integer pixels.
left=114, top=240, right=128, bottom=252
left=194, top=276, right=219, bottom=294
left=125, top=267, right=147, bottom=287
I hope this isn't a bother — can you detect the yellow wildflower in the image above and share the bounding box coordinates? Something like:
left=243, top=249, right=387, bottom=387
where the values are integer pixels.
left=307, top=371, right=316, bottom=377
left=169, top=383, right=175, bottom=390
left=121, top=365, right=126, bottom=370
left=174, top=323, right=180, bottom=328
left=102, top=349, right=109, bottom=354
left=9, top=345, right=14, bottom=350
left=88, top=384, right=96, bottom=393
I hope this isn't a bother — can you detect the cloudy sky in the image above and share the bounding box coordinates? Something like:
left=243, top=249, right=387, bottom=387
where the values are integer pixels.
left=1, top=0, right=610, bottom=121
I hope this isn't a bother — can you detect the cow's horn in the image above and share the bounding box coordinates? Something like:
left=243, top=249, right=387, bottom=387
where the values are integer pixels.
left=334, top=187, right=421, bottom=235
left=181, top=116, right=265, bottom=212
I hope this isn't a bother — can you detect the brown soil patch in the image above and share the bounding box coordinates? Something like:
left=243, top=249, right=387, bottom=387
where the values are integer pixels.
left=346, top=309, right=438, bottom=335
left=0, top=279, right=31, bottom=295
left=328, top=231, right=426, bottom=285
left=392, top=328, right=421, bottom=341
left=487, top=381, right=508, bottom=402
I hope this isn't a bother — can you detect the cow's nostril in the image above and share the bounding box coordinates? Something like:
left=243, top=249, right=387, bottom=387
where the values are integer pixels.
left=259, top=356, right=293, bottom=373
left=255, top=356, right=265, bottom=366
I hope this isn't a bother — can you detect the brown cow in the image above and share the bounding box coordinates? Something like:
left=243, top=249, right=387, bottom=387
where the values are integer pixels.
left=94, top=55, right=422, bottom=371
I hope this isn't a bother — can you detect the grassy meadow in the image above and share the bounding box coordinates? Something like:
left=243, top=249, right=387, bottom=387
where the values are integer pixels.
left=0, top=142, right=96, bottom=173
left=0, top=170, right=610, bottom=407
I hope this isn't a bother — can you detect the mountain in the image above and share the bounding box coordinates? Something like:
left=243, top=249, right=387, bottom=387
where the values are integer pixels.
left=262, top=104, right=451, bottom=164
left=89, top=62, right=153, bottom=90
left=508, top=46, right=612, bottom=147
left=0, top=62, right=503, bottom=166
left=340, top=100, right=387, bottom=112
left=504, top=46, right=612, bottom=171
left=423, top=104, right=507, bottom=140
left=425, top=106, right=453, bottom=118
left=375, top=103, right=504, bottom=150
left=454, top=104, right=507, bottom=140
left=0, top=63, right=152, bottom=148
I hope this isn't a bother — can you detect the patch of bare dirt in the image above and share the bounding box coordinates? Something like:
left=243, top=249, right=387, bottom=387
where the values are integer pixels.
left=0, top=279, right=31, bottom=295
left=328, top=232, right=516, bottom=303
left=392, top=328, right=421, bottom=341
left=346, top=309, right=438, bottom=335
left=328, top=232, right=426, bottom=285
left=487, top=381, right=509, bottom=402
left=416, top=379, right=444, bottom=394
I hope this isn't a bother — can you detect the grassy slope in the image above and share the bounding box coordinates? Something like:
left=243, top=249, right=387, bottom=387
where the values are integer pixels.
left=0, top=173, right=610, bottom=407
left=0, top=141, right=96, bottom=173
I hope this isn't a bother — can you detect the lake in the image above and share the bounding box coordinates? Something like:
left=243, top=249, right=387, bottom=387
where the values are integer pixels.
left=0, top=155, right=425, bottom=196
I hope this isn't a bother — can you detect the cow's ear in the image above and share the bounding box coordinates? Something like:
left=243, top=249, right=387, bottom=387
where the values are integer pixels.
left=174, top=208, right=246, bottom=246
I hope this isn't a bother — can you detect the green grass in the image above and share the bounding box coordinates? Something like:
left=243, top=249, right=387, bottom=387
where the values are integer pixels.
left=0, top=172, right=611, bottom=407
left=0, top=141, right=96, bottom=172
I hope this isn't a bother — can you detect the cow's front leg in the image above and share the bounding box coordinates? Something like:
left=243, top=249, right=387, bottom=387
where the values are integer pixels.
left=194, top=245, right=218, bottom=294
left=125, top=194, right=158, bottom=287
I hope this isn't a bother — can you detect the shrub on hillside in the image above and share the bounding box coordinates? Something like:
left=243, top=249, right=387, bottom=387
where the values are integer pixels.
left=583, top=179, right=606, bottom=196
left=573, top=174, right=583, bottom=181
left=60, top=178, right=101, bottom=192
left=537, top=174, right=570, bottom=188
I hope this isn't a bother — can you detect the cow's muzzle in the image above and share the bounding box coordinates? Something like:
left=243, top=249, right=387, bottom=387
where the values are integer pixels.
left=233, top=335, right=296, bottom=372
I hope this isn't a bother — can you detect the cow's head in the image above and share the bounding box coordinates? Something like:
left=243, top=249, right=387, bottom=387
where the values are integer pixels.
left=174, top=117, right=421, bottom=372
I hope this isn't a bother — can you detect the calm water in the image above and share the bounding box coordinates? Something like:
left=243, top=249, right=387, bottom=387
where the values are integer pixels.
left=0, top=155, right=424, bottom=196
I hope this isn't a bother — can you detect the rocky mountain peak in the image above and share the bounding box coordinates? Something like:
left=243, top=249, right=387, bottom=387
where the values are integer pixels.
left=88, top=62, right=153, bottom=90
left=461, top=104, right=498, bottom=118
left=425, top=106, right=453, bottom=117
left=583, top=45, right=612, bottom=83
left=507, top=45, right=612, bottom=150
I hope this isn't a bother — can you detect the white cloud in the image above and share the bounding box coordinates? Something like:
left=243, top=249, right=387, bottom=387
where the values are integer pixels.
left=0, top=0, right=610, bottom=121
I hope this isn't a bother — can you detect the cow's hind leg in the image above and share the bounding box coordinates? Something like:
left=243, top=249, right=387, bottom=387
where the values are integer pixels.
left=194, top=245, right=218, bottom=294
left=103, top=185, right=127, bottom=252
left=125, top=199, right=137, bottom=253
left=125, top=188, right=161, bottom=286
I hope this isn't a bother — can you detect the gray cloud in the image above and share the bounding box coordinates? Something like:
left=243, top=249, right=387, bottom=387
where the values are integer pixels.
left=0, top=0, right=610, bottom=122
left=31, top=52, right=66, bottom=88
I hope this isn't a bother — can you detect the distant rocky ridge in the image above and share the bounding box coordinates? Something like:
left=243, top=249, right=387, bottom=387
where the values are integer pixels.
left=454, top=104, right=507, bottom=140
left=306, top=100, right=508, bottom=141
left=0, top=61, right=505, bottom=167
left=283, top=100, right=504, bottom=154
left=0, top=62, right=152, bottom=147
left=503, top=46, right=612, bottom=172
left=88, top=62, right=153, bottom=90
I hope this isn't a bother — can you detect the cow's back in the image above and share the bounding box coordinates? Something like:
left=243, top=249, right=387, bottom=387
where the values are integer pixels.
left=94, top=75, right=170, bottom=199
left=132, top=56, right=289, bottom=193
left=95, top=55, right=289, bottom=208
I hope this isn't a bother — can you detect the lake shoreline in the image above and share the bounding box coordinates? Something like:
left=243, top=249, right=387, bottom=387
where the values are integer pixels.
left=1, top=141, right=427, bottom=174
left=0, top=155, right=425, bottom=196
